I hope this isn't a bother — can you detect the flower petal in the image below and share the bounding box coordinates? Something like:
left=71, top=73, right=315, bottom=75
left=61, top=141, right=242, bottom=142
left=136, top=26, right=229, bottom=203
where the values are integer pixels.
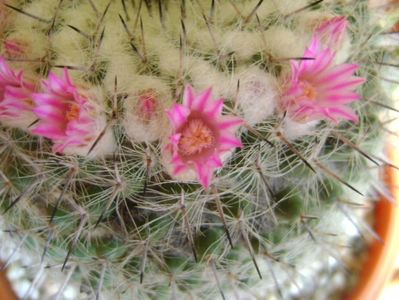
left=282, top=33, right=364, bottom=125
left=183, top=85, right=196, bottom=107
left=194, top=162, right=213, bottom=189
left=316, top=64, right=359, bottom=85
left=164, top=85, right=243, bottom=188
left=31, top=69, right=101, bottom=154
left=205, top=99, right=224, bottom=118
left=167, top=104, right=190, bottom=130
left=217, top=116, right=243, bottom=131
left=218, top=135, right=243, bottom=150
left=192, top=87, right=212, bottom=112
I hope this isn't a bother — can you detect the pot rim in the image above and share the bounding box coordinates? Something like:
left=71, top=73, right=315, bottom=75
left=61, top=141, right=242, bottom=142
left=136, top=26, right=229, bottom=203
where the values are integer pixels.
left=344, top=143, right=399, bottom=300
left=0, top=263, right=17, bottom=300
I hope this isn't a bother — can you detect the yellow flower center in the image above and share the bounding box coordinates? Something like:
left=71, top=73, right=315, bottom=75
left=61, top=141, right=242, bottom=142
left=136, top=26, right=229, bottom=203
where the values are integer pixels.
left=179, top=119, right=215, bottom=156
left=66, top=103, right=80, bottom=121
left=301, top=81, right=317, bottom=101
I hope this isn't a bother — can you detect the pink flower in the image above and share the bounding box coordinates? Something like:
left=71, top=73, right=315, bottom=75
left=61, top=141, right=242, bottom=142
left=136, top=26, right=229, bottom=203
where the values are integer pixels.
left=123, top=87, right=170, bottom=143
left=0, top=57, right=36, bottom=128
left=165, top=85, right=243, bottom=189
left=32, top=69, right=107, bottom=155
left=135, top=89, right=159, bottom=123
left=315, top=16, right=348, bottom=50
left=281, top=37, right=365, bottom=123
left=4, top=39, right=27, bottom=57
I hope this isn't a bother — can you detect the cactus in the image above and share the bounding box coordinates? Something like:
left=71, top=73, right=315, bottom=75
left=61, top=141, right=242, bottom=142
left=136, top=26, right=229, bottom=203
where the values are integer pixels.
left=0, top=0, right=395, bottom=299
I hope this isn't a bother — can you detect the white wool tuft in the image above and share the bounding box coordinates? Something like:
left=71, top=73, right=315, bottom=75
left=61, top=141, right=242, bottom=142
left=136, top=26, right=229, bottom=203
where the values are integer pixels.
left=263, top=26, right=308, bottom=60
left=187, top=57, right=232, bottom=99
left=153, top=39, right=184, bottom=75
left=102, top=52, right=140, bottom=93
left=235, top=67, right=279, bottom=126
left=123, top=76, right=172, bottom=143
left=281, top=117, right=320, bottom=141
left=334, top=34, right=351, bottom=64
left=4, top=29, right=49, bottom=59
left=270, top=0, right=308, bottom=14
left=51, top=28, right=89, bottom=73
left=221, top=30, right=261, bottom=61
left=12, top=0, right=59, bottom=31
left=0, top=114, right=37, bottom=131
left=123, top=112, right=170, bottom=143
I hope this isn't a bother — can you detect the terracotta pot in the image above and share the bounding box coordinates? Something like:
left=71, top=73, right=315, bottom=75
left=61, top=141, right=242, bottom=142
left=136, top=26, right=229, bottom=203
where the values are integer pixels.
left=0, top=264, right=17, bottom=300
left=345, top=144, right=399, bottom=300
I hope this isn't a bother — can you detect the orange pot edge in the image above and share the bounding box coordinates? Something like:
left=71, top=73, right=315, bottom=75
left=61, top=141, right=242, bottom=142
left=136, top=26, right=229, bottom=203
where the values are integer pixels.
left=0, top=265, right=17, bottom=300
left=345, top=145, right=399, bottom=300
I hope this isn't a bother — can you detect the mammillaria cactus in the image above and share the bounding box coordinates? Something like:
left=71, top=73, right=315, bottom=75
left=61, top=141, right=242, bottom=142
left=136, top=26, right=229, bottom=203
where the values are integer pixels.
left=0, top=0, right=396, bottom=299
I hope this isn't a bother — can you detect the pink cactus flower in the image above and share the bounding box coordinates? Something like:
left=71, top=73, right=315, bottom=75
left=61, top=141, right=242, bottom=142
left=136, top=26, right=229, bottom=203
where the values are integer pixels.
left=281, top=37, right=365, bottom=123
left=136, top=89, right=159, bottom=123
left=0, top=57, right=36, bottom=128
left=165, top=85, right=243, bottom=189
left=32, top=69, right=107, bottom=155
left=4, top=39, right=28, bottom=57
left=315, top=16, right=349, bottom=50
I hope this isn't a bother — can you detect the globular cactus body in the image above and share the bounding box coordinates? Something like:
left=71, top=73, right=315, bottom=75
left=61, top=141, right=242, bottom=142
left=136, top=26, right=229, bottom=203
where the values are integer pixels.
left=0, top=0, right=394, bottom=299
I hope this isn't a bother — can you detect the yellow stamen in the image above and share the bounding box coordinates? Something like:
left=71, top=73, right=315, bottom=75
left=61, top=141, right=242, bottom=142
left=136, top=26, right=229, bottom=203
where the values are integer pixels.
left=302, top=81, right=317, bottom=100
left=179, top=119, right=214, bottom=156
left=66, top=103, right=80, bottom=121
